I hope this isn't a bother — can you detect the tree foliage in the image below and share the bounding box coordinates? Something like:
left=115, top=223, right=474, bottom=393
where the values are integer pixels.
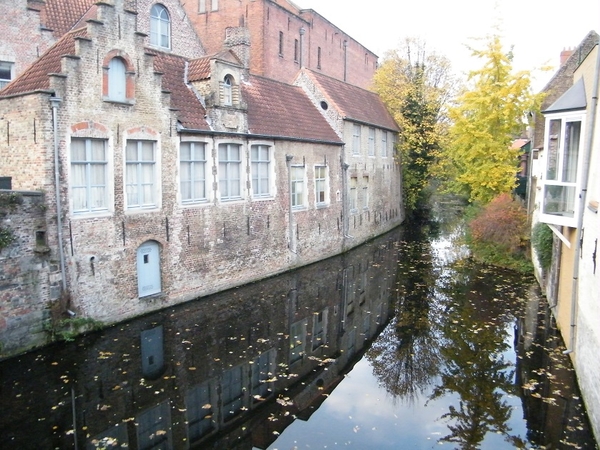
left=441, top=34, right=542, bottom=203
left=373, top=38, right=454, bottom=215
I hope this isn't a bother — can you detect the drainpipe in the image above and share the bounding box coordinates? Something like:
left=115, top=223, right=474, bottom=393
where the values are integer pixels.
left=50, top=96, right=67, bottom=293
left=566, top=41, right=600, bottom=353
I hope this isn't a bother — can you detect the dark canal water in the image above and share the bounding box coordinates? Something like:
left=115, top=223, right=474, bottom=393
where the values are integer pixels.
left=0, top=203, right=598, bottom=449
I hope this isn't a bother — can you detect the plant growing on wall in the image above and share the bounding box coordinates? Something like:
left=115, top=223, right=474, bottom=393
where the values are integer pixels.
left=531, top=222, right=553, bottom=270
left=0, top=226, right=14, bottom=250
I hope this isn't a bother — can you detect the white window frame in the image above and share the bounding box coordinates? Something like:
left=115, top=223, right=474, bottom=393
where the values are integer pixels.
left=70, top=138, right=109, bottom=214
left=381, top=131, right=388, bottom=158
left=539, top=110, right=585, bottom=227
left=125, top=140, right=158, bottom=210
left=0, top=61, right=14, bottom=89
left=150, top=4, right=171, bottom=50
left=291, top=165, right=306, bottom=209
left=368, top=127, right=375, bottom=156
left=352, top=124, right=361, bottom=156
left=180, top=141, right=208, bottom=204
left=218, top=143, right=243, bottom=201
left=314, top=165, right=329, bottom=207
left=250, top=143, right=273, bottom=199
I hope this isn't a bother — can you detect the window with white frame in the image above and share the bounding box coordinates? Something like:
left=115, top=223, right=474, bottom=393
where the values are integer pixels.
left=150, top=4, right=171, bottom=49
left=368, top=127, right=375, bottom=156
left=352, top=124, right=361, bottom=155
left=291, top=166, right=305, bottom=209
left=315, top=165, right=328, bottom=206
left=251, top=144, right=271, bottom=198
left=381, top=131, right=388, bottom=158
left=180, top=141, right=207, bottom=204
left=126, top=140, right=157, bottom=209
left=218, top=143, right=241, bottom=200
left=198, top=0, right=206, bottom=13
left=108, top=57, right=127, bottom=102
left=70, top=138, right=108, bottom=213
left=349, top=177, right=358, bottom=211
left=0, top=61, right=14, bottom=89
left=540, top=113, right=584, bottom=226
left=211, top=0, right=218, bottom=11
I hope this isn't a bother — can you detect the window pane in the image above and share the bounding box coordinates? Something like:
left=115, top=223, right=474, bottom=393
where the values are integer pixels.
left=562, top=121, right=581, bottom=183
left=71, top=139, right=86, bottom=161
left=126, top=141, right=137, bottom=161
left=90, top=140, right=106, bottom=161
left=181, top=142, right=192, bottom=160
left=543, top=185, right=576, bottom=218
left=546, top=119, right=561, bottom=181
left=141, top=141, right=154, bottom=161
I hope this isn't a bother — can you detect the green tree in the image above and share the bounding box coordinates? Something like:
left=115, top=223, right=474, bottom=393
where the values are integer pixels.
left=442, top=34, right=542, bottom=203
left=373, top=38, right=454, bottom=215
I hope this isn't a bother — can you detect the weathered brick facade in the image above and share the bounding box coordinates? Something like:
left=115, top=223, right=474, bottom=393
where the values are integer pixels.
left=0, top=0, right=402, bottom=358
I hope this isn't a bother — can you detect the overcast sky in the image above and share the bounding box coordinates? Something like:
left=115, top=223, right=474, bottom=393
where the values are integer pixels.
left=299, top=0, right=600, bottom=90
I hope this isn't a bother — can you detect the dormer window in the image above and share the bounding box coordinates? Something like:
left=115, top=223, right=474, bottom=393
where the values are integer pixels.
left=222, top=75, right=233, bottom=106
left=150, top=4, right=171, bottom=50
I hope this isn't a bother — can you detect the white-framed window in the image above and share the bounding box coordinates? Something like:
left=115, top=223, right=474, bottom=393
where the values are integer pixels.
left=352, top=124, right=361, bottom=155
left=381, top=130, right=388, bottom=158
left=0, top=61, right=14, bottom=89
left=291, top=165, right=305, bottom=209
left=198, top=0, right=206, bottom=13
left=218, top=143, right=242, bottom=201
left=211, top=0, right=219, bottom=11
left=349, top=177, right=358, bottom=211
left=70, top=138, right=108, bottom=214
left=251, top=144, right=271, bottom=198
left=126, top=140, right=157, bottom=209
left=315, top=165, right=328, bottom=206
left=150, top=4, right=171, bottom=49
left=180, top=141, right=207, bottom=204
left=108, top=57, right=127, bottom=102
left=368, top=127, right=375, bottom=156
left=540, top=112, right=585, bottom=227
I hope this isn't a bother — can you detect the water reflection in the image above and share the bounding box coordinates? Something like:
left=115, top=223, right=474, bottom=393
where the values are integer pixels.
left=0, top=230, right=401, bottom=449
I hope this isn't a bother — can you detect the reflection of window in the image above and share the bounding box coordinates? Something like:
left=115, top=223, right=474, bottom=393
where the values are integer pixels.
left=150, top=4, right=171, bottom=49
left=251, top=349, right=276, bottom=401
left=290, top=320, right=306, bottom=364
left=0, top=61, right=14, bottom=89
left=291, top=166, right=305, bottom=208
left=137, top=402, right=171, bottom=449
left=352, top=124, right=361, bottom=155
left=126, top=140, right=157, bottom=209
left=70, top=138, right=108, bottom=213
left=180, top=141, right=207, bottom=204
left=251, top=144, right=271, bottom=197
left=315, top=165, right=328, bottom=206
left=218, top=143, right=241, bottom=200
left=186, top=381, right=215, bottom=442
left=540, top=113, right=584, bottom=227
left=222, top=365, right=245, bottom=422
left=108, top=57, right=127, bottom=101
left=312, top=309, right=327, bottom=350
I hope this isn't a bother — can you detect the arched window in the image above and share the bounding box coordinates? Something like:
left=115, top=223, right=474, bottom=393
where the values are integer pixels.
left=222, top=75, right=233, bottom=106
left=108, top=57, right=126, bottom=101
left=150, top=4, right=171, bottom=49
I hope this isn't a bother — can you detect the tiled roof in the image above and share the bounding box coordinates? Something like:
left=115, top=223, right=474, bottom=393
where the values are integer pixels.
left=304, top=70, right=399, bottom=132
left=39, top=0, right=98, bottom=38
left=0, top=28, right=88, bottom=97
left=242, top=75, right=342, bottom=143
left=188, top=56, right=212, bottom=82
left=153, top=52, right=210, bottom=130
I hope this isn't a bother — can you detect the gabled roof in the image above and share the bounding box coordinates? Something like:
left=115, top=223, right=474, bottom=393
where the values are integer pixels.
left=36, top=0, right=98, bottom=38
left=0, top=27, right=88, bottom=97
left=242, top=75, right=342, bottom=143
left=302, top=70, right=399, bottom=132
left=543, top=77, right=587, bottom=113
left=152, top=52, right=210, bottom=130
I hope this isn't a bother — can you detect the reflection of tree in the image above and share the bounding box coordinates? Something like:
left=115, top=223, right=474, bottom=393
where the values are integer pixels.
left=431, top=262, right=527, bottom=449
left=368, top=223, right=442, bottom=403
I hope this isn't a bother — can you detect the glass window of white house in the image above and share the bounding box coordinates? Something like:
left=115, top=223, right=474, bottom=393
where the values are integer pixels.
left=251, top=144, right=271, bottom=197
left=180, top=141, right=207, bottom=204
left=108, top=57, right=126, bottom=102
left=381, top=131, right=388, bottom=158
left=126, top=140, right=157, bottom=209
left=218, top=143, right=241, bottom=200
left=291, top=166, right=305, bottom=208
left=315, top=165, right=328, bottom=206
left=368, top=127, right=375, bottom=156
left=0, top=61, right=13, bottom=89
left=352, top=124, right=361, bottom=155
left=70, top=138, right=108, bottom=213
left=150, top=4, right=171, bottom=49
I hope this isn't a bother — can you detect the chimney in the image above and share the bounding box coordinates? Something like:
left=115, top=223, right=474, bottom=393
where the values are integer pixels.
left=224, top=27, right=251, bottom=69
left=560, top=47, right=574, bottom=66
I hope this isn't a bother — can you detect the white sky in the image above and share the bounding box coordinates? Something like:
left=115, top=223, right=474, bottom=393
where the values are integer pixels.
left=299, top=0, right=600, bottom=90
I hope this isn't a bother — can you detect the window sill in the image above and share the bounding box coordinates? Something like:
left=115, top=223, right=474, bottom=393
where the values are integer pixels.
left=71, top=210, right=112, bottom=219
left=125, top=206, right=160, bottom=215
left=181, top=200, right=210, bottom=208
left=292, top=206, right=307, bottom=212
left=103, top=97, right=135, bottom=106
left=316, top=203, right=329, bottom=209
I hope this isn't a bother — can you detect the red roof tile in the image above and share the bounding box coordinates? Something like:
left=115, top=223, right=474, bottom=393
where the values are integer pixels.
left=242, top=75, right=341, bottom=143
left=188, top=56, right=212, bottom=82
left=153, top=52, right=210, bottom=130
left=304, top=70, right=399, bottom=132
left=39, top=0, right=98, bottom=38
left=0, top=28, right=88, bottom=96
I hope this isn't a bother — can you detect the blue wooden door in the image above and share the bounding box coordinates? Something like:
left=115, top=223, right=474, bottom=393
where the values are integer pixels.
left=137, top=241, right=161, bottom=297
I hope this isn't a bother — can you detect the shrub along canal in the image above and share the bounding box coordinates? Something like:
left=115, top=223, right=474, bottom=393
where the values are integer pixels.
left=0, top=205, right=597, bottom=449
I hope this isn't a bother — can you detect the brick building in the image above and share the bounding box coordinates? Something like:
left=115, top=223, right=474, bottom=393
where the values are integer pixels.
left=0, top=0, right=401, bottom=357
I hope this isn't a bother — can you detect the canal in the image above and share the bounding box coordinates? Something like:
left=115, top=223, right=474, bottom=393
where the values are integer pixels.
left=0, top=203, right=597, bottom=449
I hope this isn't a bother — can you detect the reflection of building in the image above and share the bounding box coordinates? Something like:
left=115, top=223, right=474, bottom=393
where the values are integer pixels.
left=0, top=0, right=401, bottom=358
left=529, top=31, right=600, bottom=443
left=0, top=228, right=400, bottom=449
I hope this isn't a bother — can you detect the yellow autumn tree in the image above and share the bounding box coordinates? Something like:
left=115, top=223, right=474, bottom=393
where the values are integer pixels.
left=442, top=34, right=542, bottom=203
